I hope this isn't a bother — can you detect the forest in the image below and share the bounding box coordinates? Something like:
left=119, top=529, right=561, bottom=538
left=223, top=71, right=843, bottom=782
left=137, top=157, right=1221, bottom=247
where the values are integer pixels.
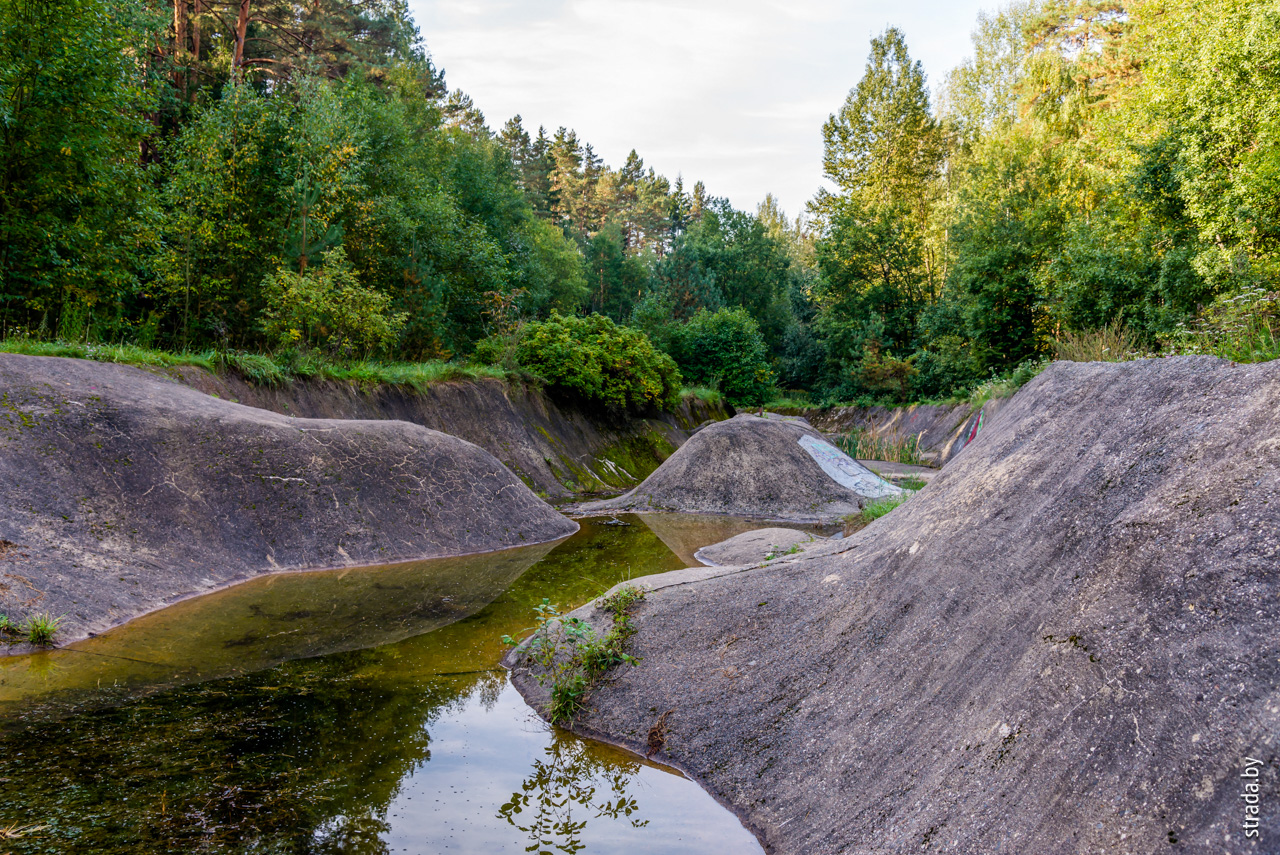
left=1, top=0, right=1276, bottom=410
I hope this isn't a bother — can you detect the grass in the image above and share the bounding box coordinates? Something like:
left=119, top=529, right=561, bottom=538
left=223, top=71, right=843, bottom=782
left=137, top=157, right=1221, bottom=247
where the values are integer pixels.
left=504, top=586, right=647, bottom=726
left=1167, top=287, right=1280, bottom=364
left=1052, top=320, right=1148, bottom=362
left=0, top=613, right=19, bottom=640
left=23, top=612, right=61, bottom=646
left=680, top=386, right=724, bottom=408
left=836, top=428, right=925, bottom=465
left=860, top=494, right=910, bottom=523
left=897, top=476, right=928, bottom=491
left=0, top=336, right=514, bottom=391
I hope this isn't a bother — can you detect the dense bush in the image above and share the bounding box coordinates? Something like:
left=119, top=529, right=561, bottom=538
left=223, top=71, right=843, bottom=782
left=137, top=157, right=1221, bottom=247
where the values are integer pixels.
left=511, top=313, right=681, bottom=415
left=668, top=308, right=774, bottom=407
left=261, top=248, right=407, bottom=359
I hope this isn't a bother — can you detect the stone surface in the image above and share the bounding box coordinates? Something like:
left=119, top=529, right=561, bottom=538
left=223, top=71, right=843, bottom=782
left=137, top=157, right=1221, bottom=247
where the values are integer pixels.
left=776, top=397, right=1010, bottom=467
left=694, top=528, right=820, bottom=566
left=162, top=364, right=730, bottom=498
left=578, top=414, right=901, bottom=523
left=512, top=357, right=1280, bottom=854
left=0, top=354, right=578, bottom=643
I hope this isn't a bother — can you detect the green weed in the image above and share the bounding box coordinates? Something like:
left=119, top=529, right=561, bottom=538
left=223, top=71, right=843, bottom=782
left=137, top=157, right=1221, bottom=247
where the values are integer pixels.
left=505, top=586, right=647, bottom=726
left=1052, top=320, right=1148, bottom=362
left=860, top=494, right=909, bottom=523
left=837, top=429, right=925, bottom=465
left=0, top=613, right=19, bottom=639
left=23, top=612, right=61, bottom=646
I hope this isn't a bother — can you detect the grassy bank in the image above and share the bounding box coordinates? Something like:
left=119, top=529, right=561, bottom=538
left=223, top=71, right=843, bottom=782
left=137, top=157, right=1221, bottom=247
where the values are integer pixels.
left=0, top=338, right=726, bottom=416
left=0, top=338, right=518, bottom=391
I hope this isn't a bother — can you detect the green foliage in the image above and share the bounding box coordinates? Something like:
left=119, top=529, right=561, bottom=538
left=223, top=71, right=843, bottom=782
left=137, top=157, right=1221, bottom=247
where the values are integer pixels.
left=1167, top=288, right=1280, bottom=363
left=860, top=494, right=909, bottom=523
left=0, top=0, right=161, bottom=335
left=836, top=430, right=924, bottom=466
left=513, top=313, right=681, bottom=415
left=261, top=247, right=407, bottom=359
left=23, top=612, right=61, bottom=646
left=667, top=308, right=775, bottom=408
left=504, top=587, right=647, bottom=726
left=1052, top=321, right=1147, bottom=362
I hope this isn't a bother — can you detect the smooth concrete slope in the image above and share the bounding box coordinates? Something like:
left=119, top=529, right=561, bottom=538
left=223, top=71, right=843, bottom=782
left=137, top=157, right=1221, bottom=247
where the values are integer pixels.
left=578, top=414, right=902, bottom=523
left=511, top=356, right=1280, bottom=854
left=0, top=354, right=577, bottom=644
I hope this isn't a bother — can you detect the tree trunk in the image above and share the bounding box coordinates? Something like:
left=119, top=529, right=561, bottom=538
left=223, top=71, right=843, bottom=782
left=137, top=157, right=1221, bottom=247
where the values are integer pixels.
left=190, top=0, right=201, bottom=91
left=233, top=0, right=251, bottom=76
left=173, top=0, right=188, bottom=94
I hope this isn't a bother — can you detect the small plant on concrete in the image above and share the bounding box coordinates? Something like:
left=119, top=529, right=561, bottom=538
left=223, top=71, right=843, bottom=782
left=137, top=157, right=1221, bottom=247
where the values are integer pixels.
left=861, top=495, right=909, bottom=523
left=0, top=613, right=19, bottom=640
left=23, top=612, right=61, bottom=646
left=505, top=587, right=647, bottom=726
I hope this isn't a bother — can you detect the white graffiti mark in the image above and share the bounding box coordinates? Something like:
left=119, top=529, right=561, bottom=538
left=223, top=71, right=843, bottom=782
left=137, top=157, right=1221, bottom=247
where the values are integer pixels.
left=797, top=435, right=903, bottom=499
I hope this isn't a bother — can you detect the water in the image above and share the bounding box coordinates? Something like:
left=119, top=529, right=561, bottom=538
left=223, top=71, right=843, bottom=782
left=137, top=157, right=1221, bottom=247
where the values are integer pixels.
left=0, top=514, right=802, bottom=854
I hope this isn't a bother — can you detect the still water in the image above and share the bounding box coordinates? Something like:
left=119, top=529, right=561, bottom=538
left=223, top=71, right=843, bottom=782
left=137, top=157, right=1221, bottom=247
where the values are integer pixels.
left=0, top=514, right=800, bottom=854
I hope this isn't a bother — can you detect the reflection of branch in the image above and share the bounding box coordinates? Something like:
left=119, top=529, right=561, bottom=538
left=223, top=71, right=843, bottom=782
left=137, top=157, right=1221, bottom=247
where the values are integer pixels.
left=498, top=731, right=647, bottom=852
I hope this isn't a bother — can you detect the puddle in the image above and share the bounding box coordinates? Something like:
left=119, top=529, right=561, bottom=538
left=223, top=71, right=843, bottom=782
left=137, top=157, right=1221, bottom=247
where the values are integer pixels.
left=0, top=514, right=809, bottom=854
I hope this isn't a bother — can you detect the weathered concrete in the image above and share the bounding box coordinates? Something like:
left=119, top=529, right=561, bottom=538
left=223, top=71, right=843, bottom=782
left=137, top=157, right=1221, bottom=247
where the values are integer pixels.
left=578, top=414, right=901, bottom=523
left=694, top=528, right=821, bottom=566
left=511, top=357, right=1280, bottom=854
left=0, top=354, right=578, bottom=644
left=776, top=397, right=1011, bottom=467
left=164, top=365, right=730, bottom=497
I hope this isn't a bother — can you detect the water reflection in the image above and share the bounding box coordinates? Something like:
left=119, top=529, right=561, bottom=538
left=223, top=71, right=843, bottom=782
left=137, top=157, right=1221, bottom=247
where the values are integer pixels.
left=0, top=515, right=776, bottom=854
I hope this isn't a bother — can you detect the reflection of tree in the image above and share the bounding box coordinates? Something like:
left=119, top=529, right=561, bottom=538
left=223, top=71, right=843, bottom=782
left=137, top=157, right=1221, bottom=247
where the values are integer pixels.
left=499, top=728, right=649, bottom=854
left=0, top=650, right=466, bottom=854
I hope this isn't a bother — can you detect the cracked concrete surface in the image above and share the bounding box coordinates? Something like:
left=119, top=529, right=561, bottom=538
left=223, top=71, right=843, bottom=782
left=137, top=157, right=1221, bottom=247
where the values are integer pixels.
left=511, top=357, right=1280, bottom=854
left=0, top=354, right=577, bottom=644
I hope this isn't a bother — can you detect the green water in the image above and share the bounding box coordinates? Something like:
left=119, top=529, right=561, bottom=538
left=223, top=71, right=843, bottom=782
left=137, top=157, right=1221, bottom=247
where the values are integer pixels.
left=0, top=514, right=790, bottom=854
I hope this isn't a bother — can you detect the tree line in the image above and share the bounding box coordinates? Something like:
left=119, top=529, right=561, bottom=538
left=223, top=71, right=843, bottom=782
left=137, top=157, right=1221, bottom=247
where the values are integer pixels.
left=1, top=0, right=1275, bottom=409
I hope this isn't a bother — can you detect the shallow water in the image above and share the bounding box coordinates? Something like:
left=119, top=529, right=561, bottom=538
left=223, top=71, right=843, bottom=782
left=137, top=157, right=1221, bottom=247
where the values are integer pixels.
left=0, top=514, right=797, bottom=854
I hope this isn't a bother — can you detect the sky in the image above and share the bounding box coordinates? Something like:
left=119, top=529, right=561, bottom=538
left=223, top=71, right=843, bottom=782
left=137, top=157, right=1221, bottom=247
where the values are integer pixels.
left=407, top=0, right=996, bottom=219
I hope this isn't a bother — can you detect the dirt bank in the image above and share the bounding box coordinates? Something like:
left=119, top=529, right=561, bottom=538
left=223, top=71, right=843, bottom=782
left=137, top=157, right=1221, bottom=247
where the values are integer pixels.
left=511, top=356, right=1280, bottom=854
left=0, top=354, right=578, bottom=644
left=165, top=365, right=729, bottom=497
left=578, top=414, right=902, bottom=523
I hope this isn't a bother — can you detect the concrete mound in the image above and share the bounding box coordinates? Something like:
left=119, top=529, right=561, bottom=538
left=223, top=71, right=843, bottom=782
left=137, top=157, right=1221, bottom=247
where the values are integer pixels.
left=511, top=357, right=1280, bottom=854
left=693, top=528, right=820, bottom=566
left=579, top=414, right=901, bottom=522
left=0, top=354, right=577, bottom=643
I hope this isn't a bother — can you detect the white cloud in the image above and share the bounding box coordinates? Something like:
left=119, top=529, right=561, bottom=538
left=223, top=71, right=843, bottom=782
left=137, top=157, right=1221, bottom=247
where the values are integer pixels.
left=410, top=0, right=992, bottom=217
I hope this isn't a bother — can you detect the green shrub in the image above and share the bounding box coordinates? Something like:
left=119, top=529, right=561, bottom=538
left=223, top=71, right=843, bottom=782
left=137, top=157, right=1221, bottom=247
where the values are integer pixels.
left=23, top=612, right=61, bottom=646
left=261, top=246, right=407, bottom=359
left=668, top=307, right=775, bottom=408
left=513, top=313, right=682, bottom=415
left=1167, top=287, right=1280, bottom=363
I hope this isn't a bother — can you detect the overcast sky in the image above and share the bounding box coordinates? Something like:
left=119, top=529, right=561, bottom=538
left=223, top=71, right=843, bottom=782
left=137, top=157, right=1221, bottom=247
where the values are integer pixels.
left=407, top=1, right=995, bottom=219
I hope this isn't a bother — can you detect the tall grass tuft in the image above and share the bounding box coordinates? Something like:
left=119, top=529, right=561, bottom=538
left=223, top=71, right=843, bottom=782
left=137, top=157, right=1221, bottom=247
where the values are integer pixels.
left=837, top=428, right=924, bottom=465
left=23, top=612, right=61, bottom=646
left=1053, top=321, right=1147, bottom=362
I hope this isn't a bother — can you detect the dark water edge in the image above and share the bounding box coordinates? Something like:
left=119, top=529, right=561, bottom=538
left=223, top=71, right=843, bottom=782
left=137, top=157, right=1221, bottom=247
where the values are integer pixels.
left=0, top=514, right=806, bottom=854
